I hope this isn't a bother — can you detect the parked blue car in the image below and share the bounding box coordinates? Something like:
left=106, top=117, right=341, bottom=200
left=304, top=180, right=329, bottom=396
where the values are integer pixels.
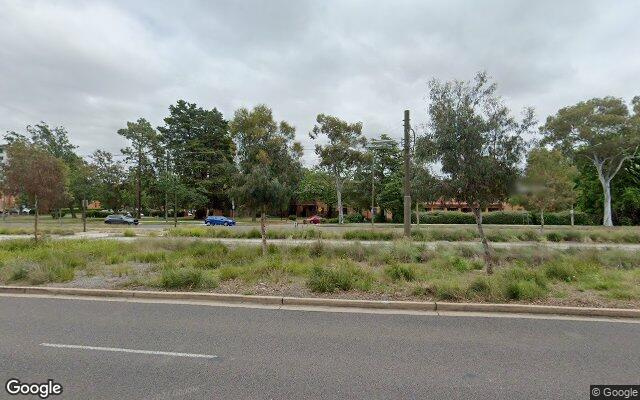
left=204, top=216, right=236, bottom=226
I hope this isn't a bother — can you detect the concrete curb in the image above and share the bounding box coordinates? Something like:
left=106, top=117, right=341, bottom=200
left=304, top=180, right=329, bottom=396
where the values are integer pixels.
left=1, top=286, right=638, bottom=319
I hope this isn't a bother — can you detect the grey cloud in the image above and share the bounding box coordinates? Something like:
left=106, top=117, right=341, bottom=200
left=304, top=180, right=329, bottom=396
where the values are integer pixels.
left=1, top=0, right=639, bottom=163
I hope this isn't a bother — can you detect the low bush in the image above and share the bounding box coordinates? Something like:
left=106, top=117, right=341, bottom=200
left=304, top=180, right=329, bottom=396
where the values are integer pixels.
left=160, top=267, right=203, bottom=289
left=497, top=267, right=548, bottom=300
left=343, top=230, right=396, bottom=241
left=344, top=213, right=365, bottom=223
left=123, top=229, right=136, bottom=237
left=384, top=264, right=417, bottom=282
left=307, top=263, right=372, bottom=293
left=416, top=210, right=594, bottom=225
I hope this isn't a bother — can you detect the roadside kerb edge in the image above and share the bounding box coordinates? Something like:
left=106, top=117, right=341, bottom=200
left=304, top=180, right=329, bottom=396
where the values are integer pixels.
left=1, top=286, right=638, bottom=319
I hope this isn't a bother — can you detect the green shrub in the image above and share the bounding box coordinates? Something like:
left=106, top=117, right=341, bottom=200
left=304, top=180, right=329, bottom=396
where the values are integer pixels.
left=505, top=280, right=547, bottom=300
left=421, top=211, right=475, bottom=224
left=428, top=229, right=477, bottom=241
left=245, top=229, right=262, bottom=239
left=288, top=215, right=297, bottom=221
left=28, top=265, right=74, bottom=284
left=498, top=267, right=548, bottom=300
left=345, top=213, right=365, bottom=223
left=544, top=262, right=578, bottom=282
left=466, top=277, right=494, bottom=298
left=160, top=267, right=203, bottom=289
left=85, top=209, right=112, bottom=218
left=134, top=252, right=166, bottom=263
left=545, top=232, right=564, bottom=242
left=306, top=263, right=372, bottom=293
left=483, top=211, right=531, bottom=225
left=433, top=281, right=465, bottom=300
left=8, top=264, right=29, bottom=281
left=50, top=210, right=67, bottom=219
left=384, top=264, right=417, bottom=282
left=218, top=266, right=241, bottom=281
left=200, top=270, right=219, bottom=289
left=123, top=229, right=136, bottom=237
left=343, top=230, right=395, bottom=241
left=516, top=230, right=541, bottom=242
left=373, top=213, right=387, bottom=223
left=450, top=256, right=473, bottom=272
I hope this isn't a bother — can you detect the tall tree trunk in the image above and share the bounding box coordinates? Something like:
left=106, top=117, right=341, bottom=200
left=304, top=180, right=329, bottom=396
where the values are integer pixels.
left=570, top=205, right=574, bottom=226
left=34, top=195, right=39, bottom=242
left=69, top=202, right=77, bottom=218
left=336, top=177, right=343, bottom=224
left=251, top=208, right=256, bottom=223
left=164, top=191, right=168, bottom=222
left=173, top=190, right=177, bottom=228
left=415, top=202, right=420, bottom=227
left=601, top=178, right=613, bottom=226
left=472, top=207, right=493, bottom=274
left=260, top=206, right=267, bottom=255
left=540, top=209, right=545, bottom=233
left=594, top=159, right=615, bottom=227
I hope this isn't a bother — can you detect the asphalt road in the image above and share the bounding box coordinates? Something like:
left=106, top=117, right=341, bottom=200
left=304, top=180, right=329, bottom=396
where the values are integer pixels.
left=1, top=295, right=638, bottom=399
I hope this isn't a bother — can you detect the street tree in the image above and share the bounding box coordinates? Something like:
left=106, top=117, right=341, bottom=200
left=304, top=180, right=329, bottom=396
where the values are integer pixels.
left=118, top=118, right=160, bottom=218
left=419, top=72, right=535, bottom=273
left=230, top=105, right=302, bottom=253
left=158, top=100, right=236, bottom=217
left=90, top=150, right=127, bottom=212
left=542, top=97, right=640, bottom=226
left=411, top=165, right=439, bottom=225
left=5, top=122, right=85, bottom=216
left=515, top=148, right=577, bottom=231
left=310, top=114, right=366, bottom=224
left=377, top=174, right=403, bottom=222
left=1, top=141, right=68, bottom=240
left=295, top=168, right=337, bottom=210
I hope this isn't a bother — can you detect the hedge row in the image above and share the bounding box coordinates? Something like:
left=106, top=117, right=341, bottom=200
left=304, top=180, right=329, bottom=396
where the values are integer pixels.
left=413, top=210, right=594, bottom=225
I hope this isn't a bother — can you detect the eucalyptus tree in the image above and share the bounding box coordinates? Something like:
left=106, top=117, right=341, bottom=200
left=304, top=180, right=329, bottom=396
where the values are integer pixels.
left=230, top=105, right=302, bottom=254
left=310, top=114, right=366, bottom=223
left=542, top=97, right=640, bottom=226
left=419, top=72, right=535, bottom=273
left=515, top=148, right=577, bottom=231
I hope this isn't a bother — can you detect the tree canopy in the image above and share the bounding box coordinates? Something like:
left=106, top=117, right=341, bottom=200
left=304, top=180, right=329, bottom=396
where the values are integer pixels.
left=419, top=72, right=535, bottom=272
left=310, top=114, right=366, bottom=224
left=542, top=96, right=640, bottom=226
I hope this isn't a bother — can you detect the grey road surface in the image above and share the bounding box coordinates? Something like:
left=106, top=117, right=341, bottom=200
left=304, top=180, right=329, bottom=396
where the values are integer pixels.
left=1, top=295, right=638, bottom=399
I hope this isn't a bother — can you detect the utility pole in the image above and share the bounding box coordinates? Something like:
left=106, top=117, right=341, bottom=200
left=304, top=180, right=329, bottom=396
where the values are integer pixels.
left=371, top=153, right=375, bottom=227
left=136, top=146, right=142, bottom=219
left=403, top=110, right=411, bottom=238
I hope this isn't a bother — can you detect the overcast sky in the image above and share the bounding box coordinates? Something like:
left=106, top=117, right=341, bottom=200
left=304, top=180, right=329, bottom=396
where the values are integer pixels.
left=1, top=0, right=639, bottom=164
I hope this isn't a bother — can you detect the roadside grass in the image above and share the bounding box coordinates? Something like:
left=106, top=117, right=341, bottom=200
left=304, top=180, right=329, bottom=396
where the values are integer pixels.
left=0, top=238, right=638, bottom=306
left=0, top=226, right=75, bottom=236
left=166, top=226, right=640, bottom=244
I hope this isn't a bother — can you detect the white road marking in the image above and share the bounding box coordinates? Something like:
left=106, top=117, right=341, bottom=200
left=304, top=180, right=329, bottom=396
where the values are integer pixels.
left=40, top=343, right=218, bottom=359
